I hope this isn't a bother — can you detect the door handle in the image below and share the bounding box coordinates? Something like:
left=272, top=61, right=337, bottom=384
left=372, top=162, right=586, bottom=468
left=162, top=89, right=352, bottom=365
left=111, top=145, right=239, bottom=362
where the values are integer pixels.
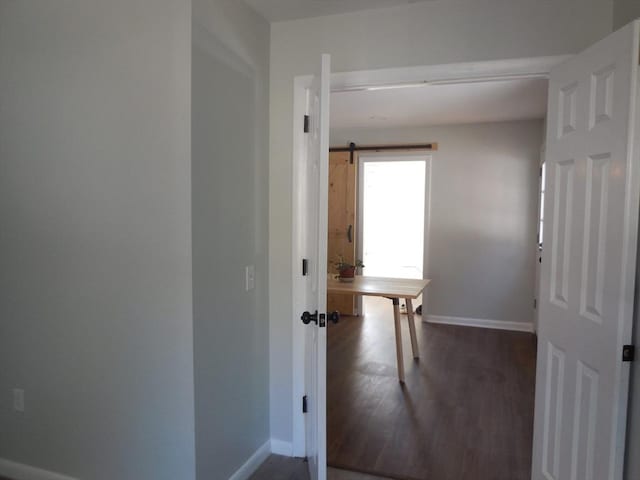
left=301, top=311, right=318, bottom=325
left=347, top=224, right=353, bottom=243
left=301, top=310, right=338, bottom=327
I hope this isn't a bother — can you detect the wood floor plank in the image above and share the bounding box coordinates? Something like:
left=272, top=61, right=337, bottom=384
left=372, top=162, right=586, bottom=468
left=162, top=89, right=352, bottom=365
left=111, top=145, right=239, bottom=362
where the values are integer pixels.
left=250, top=455, right=392, bottom=480
left=327, top=297, right=536, bottom=480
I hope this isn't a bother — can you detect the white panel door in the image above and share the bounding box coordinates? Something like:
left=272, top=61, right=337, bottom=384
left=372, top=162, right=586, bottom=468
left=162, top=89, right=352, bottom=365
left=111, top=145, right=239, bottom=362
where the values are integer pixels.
left=301, top=54, right=330, bottom=480
left=532, top=20, right=640, bottom=480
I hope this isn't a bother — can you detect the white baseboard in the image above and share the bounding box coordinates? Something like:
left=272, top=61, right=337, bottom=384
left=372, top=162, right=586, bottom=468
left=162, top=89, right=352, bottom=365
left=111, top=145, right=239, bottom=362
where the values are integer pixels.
left=1, top=438, right=289, bottom=480
left=270, top=439, right=293, bottom=456
left=228, top=440, right=272, bottom=480
left=0, top=458, right=78, bottom=480
left=424, top=314, right=534, bottom=333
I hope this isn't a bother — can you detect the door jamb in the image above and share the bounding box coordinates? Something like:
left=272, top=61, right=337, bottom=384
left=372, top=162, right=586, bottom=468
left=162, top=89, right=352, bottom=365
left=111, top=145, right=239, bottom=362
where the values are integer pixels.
left=290, top=54, right=570, bottom=458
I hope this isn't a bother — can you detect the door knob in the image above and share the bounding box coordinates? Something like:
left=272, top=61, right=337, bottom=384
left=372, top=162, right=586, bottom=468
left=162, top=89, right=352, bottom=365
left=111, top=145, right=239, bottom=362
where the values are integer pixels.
left=328, top=311, right=340, bottom=324
left=301, top=311, right=318, bottom=325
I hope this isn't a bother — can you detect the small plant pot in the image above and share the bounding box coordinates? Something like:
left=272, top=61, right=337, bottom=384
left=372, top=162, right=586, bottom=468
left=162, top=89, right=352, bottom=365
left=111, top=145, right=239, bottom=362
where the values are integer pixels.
left=338, top=266, right=356, bottom=282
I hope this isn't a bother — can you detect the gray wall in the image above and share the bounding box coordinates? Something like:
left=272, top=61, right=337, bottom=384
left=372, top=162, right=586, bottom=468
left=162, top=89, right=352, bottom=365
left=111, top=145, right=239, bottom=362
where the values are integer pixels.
left=192, top=1, right=271, bottom=479
left=268, top=0, right=613, bottom=444
left=0, top=1, right=195, bottom=479
left=332, top=120, right=544, bottom=326
left=614, top=0, right=640, bottom=29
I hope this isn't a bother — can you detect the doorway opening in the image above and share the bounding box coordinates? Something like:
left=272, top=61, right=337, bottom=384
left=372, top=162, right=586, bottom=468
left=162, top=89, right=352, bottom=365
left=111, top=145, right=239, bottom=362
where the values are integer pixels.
left=326, top=72, right=547, bottom=479
left=291, top=57, right=568, bottom=463
left=291, top=35, right=640, bottom=480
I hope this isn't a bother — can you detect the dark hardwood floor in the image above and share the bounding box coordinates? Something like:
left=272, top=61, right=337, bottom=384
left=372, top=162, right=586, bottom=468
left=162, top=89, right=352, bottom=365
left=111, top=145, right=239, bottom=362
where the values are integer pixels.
left=250, top=455, right=309, bottom=479
left=250, top=455, right=392, bottom=479
left=327, top=297, right=537, bottom=480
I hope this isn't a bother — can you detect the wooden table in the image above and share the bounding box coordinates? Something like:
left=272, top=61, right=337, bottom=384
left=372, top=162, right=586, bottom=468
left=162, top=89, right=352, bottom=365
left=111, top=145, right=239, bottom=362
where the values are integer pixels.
left=327, top=275, right=431, bottom=383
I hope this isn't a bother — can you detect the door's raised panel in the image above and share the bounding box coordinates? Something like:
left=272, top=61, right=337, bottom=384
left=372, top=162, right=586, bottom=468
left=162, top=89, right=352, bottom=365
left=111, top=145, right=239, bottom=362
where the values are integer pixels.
left=558, top=83, right=578, bottom=138
left=570, top=361, right=599, bottom=480
left=589, top=65, right=615, bottom=130
left=542, top=343, right=566, bottom=480
left=550, top=159, right=575, bottom=308
left=580, top=154, right=611, bottom=324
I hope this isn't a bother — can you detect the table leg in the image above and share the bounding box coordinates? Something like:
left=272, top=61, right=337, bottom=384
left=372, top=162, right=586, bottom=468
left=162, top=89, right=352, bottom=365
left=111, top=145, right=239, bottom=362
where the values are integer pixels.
left=406, top=298, right=419, bottom=359
left=391, top=298, right=405, bottom=383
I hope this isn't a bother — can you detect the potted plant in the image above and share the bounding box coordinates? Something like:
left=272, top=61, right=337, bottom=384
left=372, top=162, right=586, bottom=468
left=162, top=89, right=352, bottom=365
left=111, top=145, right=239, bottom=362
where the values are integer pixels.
left=334, top=255, right=364, bottom=282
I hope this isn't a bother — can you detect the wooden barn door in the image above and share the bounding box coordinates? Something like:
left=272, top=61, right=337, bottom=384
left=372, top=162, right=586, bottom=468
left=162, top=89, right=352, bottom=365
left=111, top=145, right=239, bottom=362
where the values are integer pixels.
left=327, top=151, right=357, bottom=316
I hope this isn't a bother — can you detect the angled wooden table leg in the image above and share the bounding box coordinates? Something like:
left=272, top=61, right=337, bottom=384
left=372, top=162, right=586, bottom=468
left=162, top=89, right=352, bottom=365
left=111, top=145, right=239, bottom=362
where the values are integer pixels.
left=406, top=298, right=419, bottom=359
left=391, top=297, right=405, bottom=383
left=328, top=276, right=432, bottom=386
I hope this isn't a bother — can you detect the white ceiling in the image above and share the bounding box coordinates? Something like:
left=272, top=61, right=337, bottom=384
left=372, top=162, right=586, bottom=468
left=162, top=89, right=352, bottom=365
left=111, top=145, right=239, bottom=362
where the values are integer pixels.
left=243, top=0, right=432, bottom=22
left=330, top=78, right=549, bottom=130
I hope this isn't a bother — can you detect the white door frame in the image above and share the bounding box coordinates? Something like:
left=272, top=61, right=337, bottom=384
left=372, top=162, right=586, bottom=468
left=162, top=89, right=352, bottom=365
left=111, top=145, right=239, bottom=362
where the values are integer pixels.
left=290, top=54, right=571, bottom=458
left=356, top=152, right=433, bottom=314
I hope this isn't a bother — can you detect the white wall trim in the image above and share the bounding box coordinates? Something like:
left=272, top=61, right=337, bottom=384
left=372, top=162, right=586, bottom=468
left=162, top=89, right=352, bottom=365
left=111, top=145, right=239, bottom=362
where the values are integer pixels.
left=270, top=439, right=294, bottom=457
left=425, top=314, right=535, bottom=333
left=0, top=459, right=78, bottom=480
left=330, top=55, right=572, bottom=92
left=228, top=440, right=272, bottom=480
